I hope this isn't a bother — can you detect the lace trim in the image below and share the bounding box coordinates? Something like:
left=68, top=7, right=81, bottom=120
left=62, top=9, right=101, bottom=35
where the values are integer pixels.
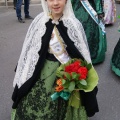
left=13, top=13, right=49, bottom=88
left=13, top=14, right=92, bottom=88
left=62, top=16, right=91, bottom=63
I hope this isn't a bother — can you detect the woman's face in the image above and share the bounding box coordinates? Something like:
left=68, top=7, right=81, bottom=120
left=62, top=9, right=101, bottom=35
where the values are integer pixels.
left=46, top=0, right=67, bottom=16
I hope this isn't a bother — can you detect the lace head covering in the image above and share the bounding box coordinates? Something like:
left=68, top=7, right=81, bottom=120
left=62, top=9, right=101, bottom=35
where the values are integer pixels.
left=13, top=0, right=91, bottom=88
left=41, top=0, right=74, bottom=18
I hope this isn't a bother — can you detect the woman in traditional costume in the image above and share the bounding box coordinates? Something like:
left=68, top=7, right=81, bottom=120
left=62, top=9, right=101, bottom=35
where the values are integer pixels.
left=111, top=23, right=120, bottom=76
left=11, top=0, right=99, bottom=119
left=111, top=38, right=120, bottom=76
left=71, top=0, right=107, bottom=64
left=103, top=0, right=116, bottom=25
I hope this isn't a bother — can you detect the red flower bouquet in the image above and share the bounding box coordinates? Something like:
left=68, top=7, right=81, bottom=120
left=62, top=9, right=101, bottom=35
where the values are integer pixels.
left=51, top=59, right=99, bottom=108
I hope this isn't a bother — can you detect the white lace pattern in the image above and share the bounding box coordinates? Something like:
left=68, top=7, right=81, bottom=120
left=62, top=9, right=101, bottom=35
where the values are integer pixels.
left=13, top=0, right=92, bottom=88
left=13, top=13, right=49, bottom=88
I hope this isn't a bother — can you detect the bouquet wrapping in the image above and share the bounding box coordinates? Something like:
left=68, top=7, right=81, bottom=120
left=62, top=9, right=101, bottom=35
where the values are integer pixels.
left=51, top=59, right=99, bottom=108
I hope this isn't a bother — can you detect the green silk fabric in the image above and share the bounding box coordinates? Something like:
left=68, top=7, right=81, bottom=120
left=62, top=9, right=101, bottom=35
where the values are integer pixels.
left=71, top=0, right=107, bottom=64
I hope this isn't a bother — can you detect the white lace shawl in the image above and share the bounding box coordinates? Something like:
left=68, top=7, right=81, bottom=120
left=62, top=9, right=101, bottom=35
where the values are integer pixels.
left=13, top=0, right=91, bottom=88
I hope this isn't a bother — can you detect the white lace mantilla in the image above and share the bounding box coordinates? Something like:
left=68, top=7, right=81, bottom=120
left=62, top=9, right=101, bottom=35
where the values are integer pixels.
left=13, top=0, right=92, bottom=88
left=13, top=13, right=49, bottom=88
left=62, top=16, right=91, bottom=64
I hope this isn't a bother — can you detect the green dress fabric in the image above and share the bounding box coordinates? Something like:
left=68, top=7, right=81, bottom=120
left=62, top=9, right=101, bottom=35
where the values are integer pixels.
left=71, top=0, right=107, bottom=64
left=111, top=38, right=120, bottom=76
left=11, top=59, right=88, bottom=120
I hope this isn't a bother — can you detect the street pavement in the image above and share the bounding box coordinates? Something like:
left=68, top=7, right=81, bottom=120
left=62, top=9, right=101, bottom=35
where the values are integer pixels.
left=0, top=0, right=40, bottom=6
left=0, top=3, right=120, bottom=120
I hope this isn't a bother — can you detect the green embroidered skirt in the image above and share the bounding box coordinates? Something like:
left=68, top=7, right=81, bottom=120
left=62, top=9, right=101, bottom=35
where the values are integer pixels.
left=11, top=60, right=88, bottom=120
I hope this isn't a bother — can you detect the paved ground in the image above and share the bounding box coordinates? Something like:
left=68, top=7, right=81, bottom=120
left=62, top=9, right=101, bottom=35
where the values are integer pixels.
left=0, top=3, right=120, bottom=120
left=0, top=0, right=40, bottom=6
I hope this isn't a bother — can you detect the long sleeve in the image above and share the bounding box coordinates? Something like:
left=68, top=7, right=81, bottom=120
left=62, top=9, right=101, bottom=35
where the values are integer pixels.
left=94, top=0, right=104, bottom=14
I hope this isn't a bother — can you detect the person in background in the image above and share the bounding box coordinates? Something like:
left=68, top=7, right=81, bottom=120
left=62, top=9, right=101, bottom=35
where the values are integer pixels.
left=11, top=0, right=99, bottom=119
left=103, top=0, right=116, bottom=25
left=13, top=0, right=24, bottom=10
left=116, top=0, right=120, bottom=3
left=13, top=0, right=17, bottom=9
left=111, top=37, right=120, bottom=76
left=71, top=0, right=107, bottom=65
left=16, top=0, right=33, bottom=23
left=111, top=15, right=120, bottom=76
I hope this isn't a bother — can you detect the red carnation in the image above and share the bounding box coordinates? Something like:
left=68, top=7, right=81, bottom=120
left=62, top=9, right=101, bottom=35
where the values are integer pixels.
left=73, top=61, right=81, bottom=66
left=65, top=61, right=80, bottom=73
left=65, top=64, right=74, bottom=73
left=77, top=67, right=88, bottom=80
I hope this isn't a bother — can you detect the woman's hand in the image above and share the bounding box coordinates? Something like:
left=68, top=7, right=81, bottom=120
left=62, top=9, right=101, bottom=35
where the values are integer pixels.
left=98, top=13, right=104, bottom=20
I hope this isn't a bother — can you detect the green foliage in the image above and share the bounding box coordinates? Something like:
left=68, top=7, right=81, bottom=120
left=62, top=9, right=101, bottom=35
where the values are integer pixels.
left=52, top=59, right=99, bottom=109
left=56, top=58, right=98, bottom=92
left=118, top=15, right=120, bottom=19
left=64, top=72, right=71, bottom=80
left=86, top=63, right=92, bottom=70
left=62, top=79, right=66, bottom=84
left=79, top=80, right=87, bottom=86
left=62, top=80, right=70, bottom=89
left=68, top=81, right=75, bottom=92
left=71, top=72, right=80, bottom=80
